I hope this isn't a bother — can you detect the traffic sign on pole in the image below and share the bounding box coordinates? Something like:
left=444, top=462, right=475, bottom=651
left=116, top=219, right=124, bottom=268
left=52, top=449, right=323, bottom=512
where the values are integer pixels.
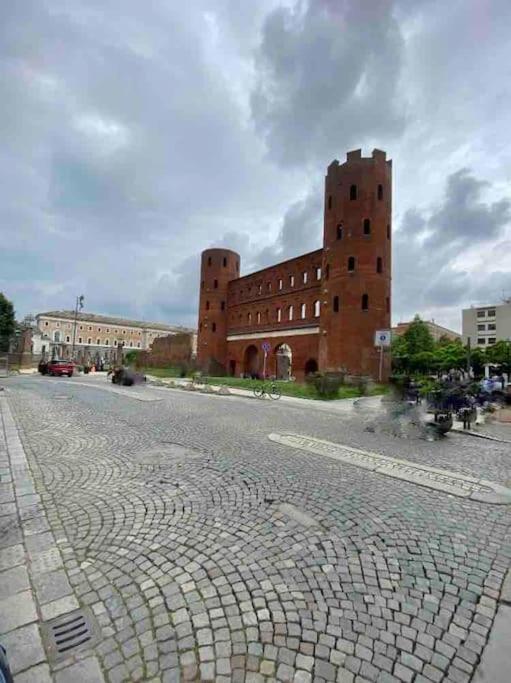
left=262, top=341, right=271, bottom=353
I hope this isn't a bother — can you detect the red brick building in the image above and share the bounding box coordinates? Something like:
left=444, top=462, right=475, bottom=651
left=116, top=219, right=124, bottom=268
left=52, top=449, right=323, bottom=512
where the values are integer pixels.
left=197, top=149, right=392, bottom=381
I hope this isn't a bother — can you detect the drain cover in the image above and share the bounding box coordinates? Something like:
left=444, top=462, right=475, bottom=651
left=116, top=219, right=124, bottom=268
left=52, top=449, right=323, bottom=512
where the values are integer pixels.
left=42, top=608, right=99, bottom=662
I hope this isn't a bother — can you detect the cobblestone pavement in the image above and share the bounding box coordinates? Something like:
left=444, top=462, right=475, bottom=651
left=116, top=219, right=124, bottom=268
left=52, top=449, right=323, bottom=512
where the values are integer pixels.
left=1, top=375, right=511, bottom=683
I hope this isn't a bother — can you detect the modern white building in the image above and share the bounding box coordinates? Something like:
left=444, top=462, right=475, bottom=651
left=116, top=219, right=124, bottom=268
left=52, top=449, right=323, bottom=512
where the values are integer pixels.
left=462, top=301, right=511, bottom=348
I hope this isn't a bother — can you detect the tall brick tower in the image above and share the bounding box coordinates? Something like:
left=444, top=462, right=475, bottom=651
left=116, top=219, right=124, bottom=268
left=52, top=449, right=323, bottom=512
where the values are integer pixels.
left=318, top=149, right=392, bottom=379
left=197, top=248, right=240, bottom=373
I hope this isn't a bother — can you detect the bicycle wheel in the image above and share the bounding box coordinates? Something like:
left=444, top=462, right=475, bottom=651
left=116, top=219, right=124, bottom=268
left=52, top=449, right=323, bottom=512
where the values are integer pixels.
left=253, top=384, right=265, bottom=398
left=269, top=383, right=281, bottom=400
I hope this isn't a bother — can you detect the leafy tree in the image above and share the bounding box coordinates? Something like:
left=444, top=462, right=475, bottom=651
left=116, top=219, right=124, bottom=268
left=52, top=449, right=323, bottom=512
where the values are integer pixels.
left=468, top=347, right=486, bottom=377
left=0, top=293, right=15, bottom=353
left=486, top=340, right=511, bottom=374
left=402, top=315, right=435, bottom=355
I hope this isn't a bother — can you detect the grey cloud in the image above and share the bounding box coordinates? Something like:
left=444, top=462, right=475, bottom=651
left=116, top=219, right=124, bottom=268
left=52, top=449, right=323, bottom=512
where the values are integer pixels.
left=251, top=0, right=406, bottom=166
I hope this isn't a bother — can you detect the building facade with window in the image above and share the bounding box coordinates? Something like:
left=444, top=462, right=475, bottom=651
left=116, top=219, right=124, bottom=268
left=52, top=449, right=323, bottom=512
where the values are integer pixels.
left=197, top=148, right=392, bottom=381
left=36, top=311, right=195, bottom=364
left=462, top=302, right=511, bottom=348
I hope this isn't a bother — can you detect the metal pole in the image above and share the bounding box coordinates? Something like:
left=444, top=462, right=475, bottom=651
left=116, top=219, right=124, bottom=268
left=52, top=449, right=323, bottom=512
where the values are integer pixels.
left=263, top=351, right=267, bottom=379
left=71, top=295, right=84, bottom=361
left=379, top=345, right=384, bottom=382
left=466, top=336, right=471, bottom=376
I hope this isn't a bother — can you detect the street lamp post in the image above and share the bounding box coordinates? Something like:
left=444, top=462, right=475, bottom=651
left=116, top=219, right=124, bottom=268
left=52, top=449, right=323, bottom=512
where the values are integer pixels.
left=71, top=295, right=84, bottom=361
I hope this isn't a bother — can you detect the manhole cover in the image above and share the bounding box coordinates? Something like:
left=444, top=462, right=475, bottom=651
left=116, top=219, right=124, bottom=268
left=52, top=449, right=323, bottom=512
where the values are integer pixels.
left=41, top=608, right=99, bottom=662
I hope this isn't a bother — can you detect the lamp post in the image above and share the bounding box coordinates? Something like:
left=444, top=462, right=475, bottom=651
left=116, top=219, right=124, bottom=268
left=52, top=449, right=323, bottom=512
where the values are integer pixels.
left=71, top=295, right=84, bottom=361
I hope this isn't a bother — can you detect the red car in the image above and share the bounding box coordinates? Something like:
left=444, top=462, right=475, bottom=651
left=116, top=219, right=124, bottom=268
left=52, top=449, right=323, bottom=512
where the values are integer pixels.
left=47, top=360, right=74, bottom=377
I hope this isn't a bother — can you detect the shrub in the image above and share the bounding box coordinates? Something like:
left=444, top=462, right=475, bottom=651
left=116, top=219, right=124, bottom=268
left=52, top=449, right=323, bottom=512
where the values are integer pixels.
left=307, top=372, right=343, bottom=399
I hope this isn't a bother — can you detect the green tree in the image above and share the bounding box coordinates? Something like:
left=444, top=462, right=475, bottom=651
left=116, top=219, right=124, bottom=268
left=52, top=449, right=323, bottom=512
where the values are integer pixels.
left=402, top=315, right=435, bottom=355
left=486, top=340, right=511, bottom=374
left=0, top=292, right=15, bottom=353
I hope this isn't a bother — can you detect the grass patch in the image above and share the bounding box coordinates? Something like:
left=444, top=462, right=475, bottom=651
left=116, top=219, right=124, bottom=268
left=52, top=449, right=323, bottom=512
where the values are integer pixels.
left=141, top=367, right=387, bottom=401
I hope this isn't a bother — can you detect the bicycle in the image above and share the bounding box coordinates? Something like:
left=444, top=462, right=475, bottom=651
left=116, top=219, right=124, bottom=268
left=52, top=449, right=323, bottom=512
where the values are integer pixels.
left=253, top=380, right=281, bottom=400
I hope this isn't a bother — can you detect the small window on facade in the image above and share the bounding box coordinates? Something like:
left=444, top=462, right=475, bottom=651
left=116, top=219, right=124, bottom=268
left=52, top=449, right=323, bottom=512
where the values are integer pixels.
left=236, top=260, right=239, bottom=271
left=66, top=336, right=70, bottom=342
left=350, top=184, right=357, bottom=200
left=206, top=300, right=210, bottom=310
left=488, top=309, right=496, bottom=316
left=362, top=294, right=369, bottom=311
left=378, top=184, right=383, bottom=200
left=477, top=310, right=485, bottom=318
left=54, top=331, right=61, bottom=342
left=221, top=301, right=225, bottom=311
left=257, top=312, right=261, bottom=324
left=328, top=195, right=332, bottom=210
left=212, top=322, right=216, bottom=332
left=137, top=343, right=140, bottom=348
left=199, top=322, right=202, bottom=332
left=201, top=280, right=204, bottom=290
left=277, top=307, right=282, bottom=322
left=223, top=257, right=227, bottom=267
left=386, top=297, right=390, bottom=313
left=377, top=257, right=382, bottom=273
left=208, top=256, right=212, bottom=266
left=478, top=338, right=486, bottom=345
left=316, top=267, right=321, bottom=280
left=79, top=325, right=83, bottom=330
left=387, top=224, right=391, bottom=239
left=258, top=284, right=262, bottom=294
left=333, top=296, right=339, bottom=312
left=45, top=321, right=49, bottom=326
left=348, top=256, right=355, bottom=272
left=214, top=279, right=218, bottom=289
left=288, top=305, right=294, bottom=321
left=267, top=282, right=272, bottom=291
left=488, top=337, right=496, bottom=344
left=265, top=309, right=269, bottom=320
left=488, top=323, right=496, bottom=331
left=289, top=275, right=294, bottom=287
left=301, top=303, right=306, bottom=319
left=88, top=337, right=92, bottom=344
left=56, top=322, right=60, bottom=328
left=303, top=271, right=308, bottom=284
left=363, top=219, right=371, bottom=235
left=97, top=338, right=101, bottom=345
left=336, top=224, right=343, bottom=240
left=105, top=339, right=109, bottom=346
left=78, top=337, right=82, bottom=344
left=477, top=324, right=485, bottom=331
left=278, top=278, right=283, bottom=290
left=325, top=264, right=330, bottom=280
left=129, top=341, right=133, bottom=347
left=314, top=300, right=320, bottom=317
left=248, top=313, right=252, bottom=324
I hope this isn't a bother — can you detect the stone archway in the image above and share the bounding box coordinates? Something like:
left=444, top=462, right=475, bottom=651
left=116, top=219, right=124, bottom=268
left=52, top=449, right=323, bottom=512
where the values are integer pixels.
left=305, top=358, right=318, bottom=376
left=275, top=343, right=292, bottom=380
left=243, top=345, right=259, bottom=378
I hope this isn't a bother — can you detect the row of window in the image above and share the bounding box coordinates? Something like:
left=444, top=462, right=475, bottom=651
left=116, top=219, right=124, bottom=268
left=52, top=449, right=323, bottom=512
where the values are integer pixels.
left=477, top=323, right=496, bottom=331
left=206, top=255, right=240, bottom=271
left=478, top=337, right=497, bottom=345
left=335, top=221, right=391, bottom=240
left=75, top=338, right=140, bottom=348
left=476, top=309, right=496, bottom=318
left=327, top=183, right=384, bottom=207
left=202, top=267, right=322, bottom=296
left=44, top=320, right=156, bottom=337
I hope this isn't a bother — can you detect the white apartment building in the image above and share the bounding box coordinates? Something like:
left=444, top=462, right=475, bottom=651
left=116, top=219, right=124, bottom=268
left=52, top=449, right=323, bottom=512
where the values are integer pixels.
left=462, top=301, right=511, bottom=348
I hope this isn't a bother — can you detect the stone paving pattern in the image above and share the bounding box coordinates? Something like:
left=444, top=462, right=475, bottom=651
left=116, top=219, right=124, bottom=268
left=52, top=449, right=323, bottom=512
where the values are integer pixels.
left=1, top=376, right=511, bottom=682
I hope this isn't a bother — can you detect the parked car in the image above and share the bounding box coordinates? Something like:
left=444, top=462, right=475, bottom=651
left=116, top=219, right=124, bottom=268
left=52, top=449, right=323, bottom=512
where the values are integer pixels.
left=47, top=359, right=74, bottom=377
left=38, top=359, right=49, bottom=375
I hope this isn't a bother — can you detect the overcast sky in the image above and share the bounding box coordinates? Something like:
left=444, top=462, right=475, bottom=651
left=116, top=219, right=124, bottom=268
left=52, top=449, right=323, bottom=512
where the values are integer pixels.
left=1, top=0, right=510, bottom=332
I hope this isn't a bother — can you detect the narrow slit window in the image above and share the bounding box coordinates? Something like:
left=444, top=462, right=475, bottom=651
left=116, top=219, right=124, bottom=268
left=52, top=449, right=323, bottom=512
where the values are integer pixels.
left=314, top=300, right=320, bottom=317
left=301, top=303, right=306, bottom=319
left=363, top=219, right=371, bottom=235
left=387, top=224, right=391, bottom=239
left=214, top=279, right=218, bottom=289
left=378, top=184, right=383, bottom=200
left=206, top=300, right=210, bottom=310
left=336, top=224, right=343, bottom=240
left=377, top=257, right=382, bottom=273
left=386, top=297, right=390, bottom=313
left=325, top=264, right=330, bottom=280
left=223, top=256, right=227, bottom=267
left=277, top=307, right=281, bottom=322
left=348, top=256, right=355, bottom=272
left=212, top=322, right=216, bottom=332
left=362, top=294, right=369, bottom=311
left=333, top=296, right=339, bottom=312
left=221, top=301, right=225, bottom=311
left=328, top=195, right=332, bottom=210
left=350, top=184, right=357, bottom=200
left=288, top=305, right=294, bottom=321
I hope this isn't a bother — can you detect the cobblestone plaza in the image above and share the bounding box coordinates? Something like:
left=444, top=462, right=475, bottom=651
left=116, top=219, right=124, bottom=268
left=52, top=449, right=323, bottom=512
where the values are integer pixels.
left=1, top=376, right=511, bottom=682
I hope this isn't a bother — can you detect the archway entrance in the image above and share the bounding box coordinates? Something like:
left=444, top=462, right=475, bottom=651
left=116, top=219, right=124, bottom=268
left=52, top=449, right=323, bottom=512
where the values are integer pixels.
left=243, top=345, right=259, bottom=378
left=305, top=358, right=318, bottom=376
left=275, top=344, right=292, bottom=380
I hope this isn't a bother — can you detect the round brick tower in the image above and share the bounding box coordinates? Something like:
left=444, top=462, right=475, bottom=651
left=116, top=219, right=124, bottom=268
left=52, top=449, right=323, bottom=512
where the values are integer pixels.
left=319, top=149, right=392, bottom=379
left=197, top=248, right=240, bottom=373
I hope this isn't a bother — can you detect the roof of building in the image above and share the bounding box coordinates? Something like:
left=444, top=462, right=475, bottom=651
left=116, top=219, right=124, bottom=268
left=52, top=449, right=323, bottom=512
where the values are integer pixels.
left=36, top=310, right=194, bottom=333
left=392, top=320, right=460, bottom=338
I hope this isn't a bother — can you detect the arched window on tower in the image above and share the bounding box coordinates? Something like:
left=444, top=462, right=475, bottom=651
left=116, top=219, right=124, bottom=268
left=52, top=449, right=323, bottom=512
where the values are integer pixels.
left=277, top=307, right=282, bottom=322
left=221, top=301, right=225, bottom=311
left=247, top=312, right=252, bottom=324
left=350, top=184, right=357, bottom=200
left=257, top=311, right=261, bottom=324
left=206, top=301, right=210, bottom=310
left=300, top=303, right=306, bottom=319
left=378, top=184, right=383, bottom=200
left=348, top=256, right=355, bottom=272
left=377, top=257, right=383, bottom=273
left=207, top=256, right=212, bottom=266
left=212, top=322, right=217, bottom=332
left=387, top=224, right=391, bottom=239
left=214, top=279, right=218, bottom=289
left=325, top=264, right=330, bottom=280
left=336, top=224, right=343, bottom=240
left=362, top=294, right=369, bottom=311
left=288, top=305, right=294, bottom=321
left=386, top=297, right=390, bottom=313
left=328, top=195, right=332, bottom=210
left=223, top=256, right=227, bottom=267
left=314, top=300, right=320, bottom=317
left=333, top=296, right=339, bottom=313
left=363, top=219, right=371, bottom=235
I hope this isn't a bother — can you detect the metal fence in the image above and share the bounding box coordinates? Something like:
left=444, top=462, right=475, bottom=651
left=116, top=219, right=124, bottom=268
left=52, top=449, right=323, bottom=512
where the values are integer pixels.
left=0, top=356, right=8, bottom=377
